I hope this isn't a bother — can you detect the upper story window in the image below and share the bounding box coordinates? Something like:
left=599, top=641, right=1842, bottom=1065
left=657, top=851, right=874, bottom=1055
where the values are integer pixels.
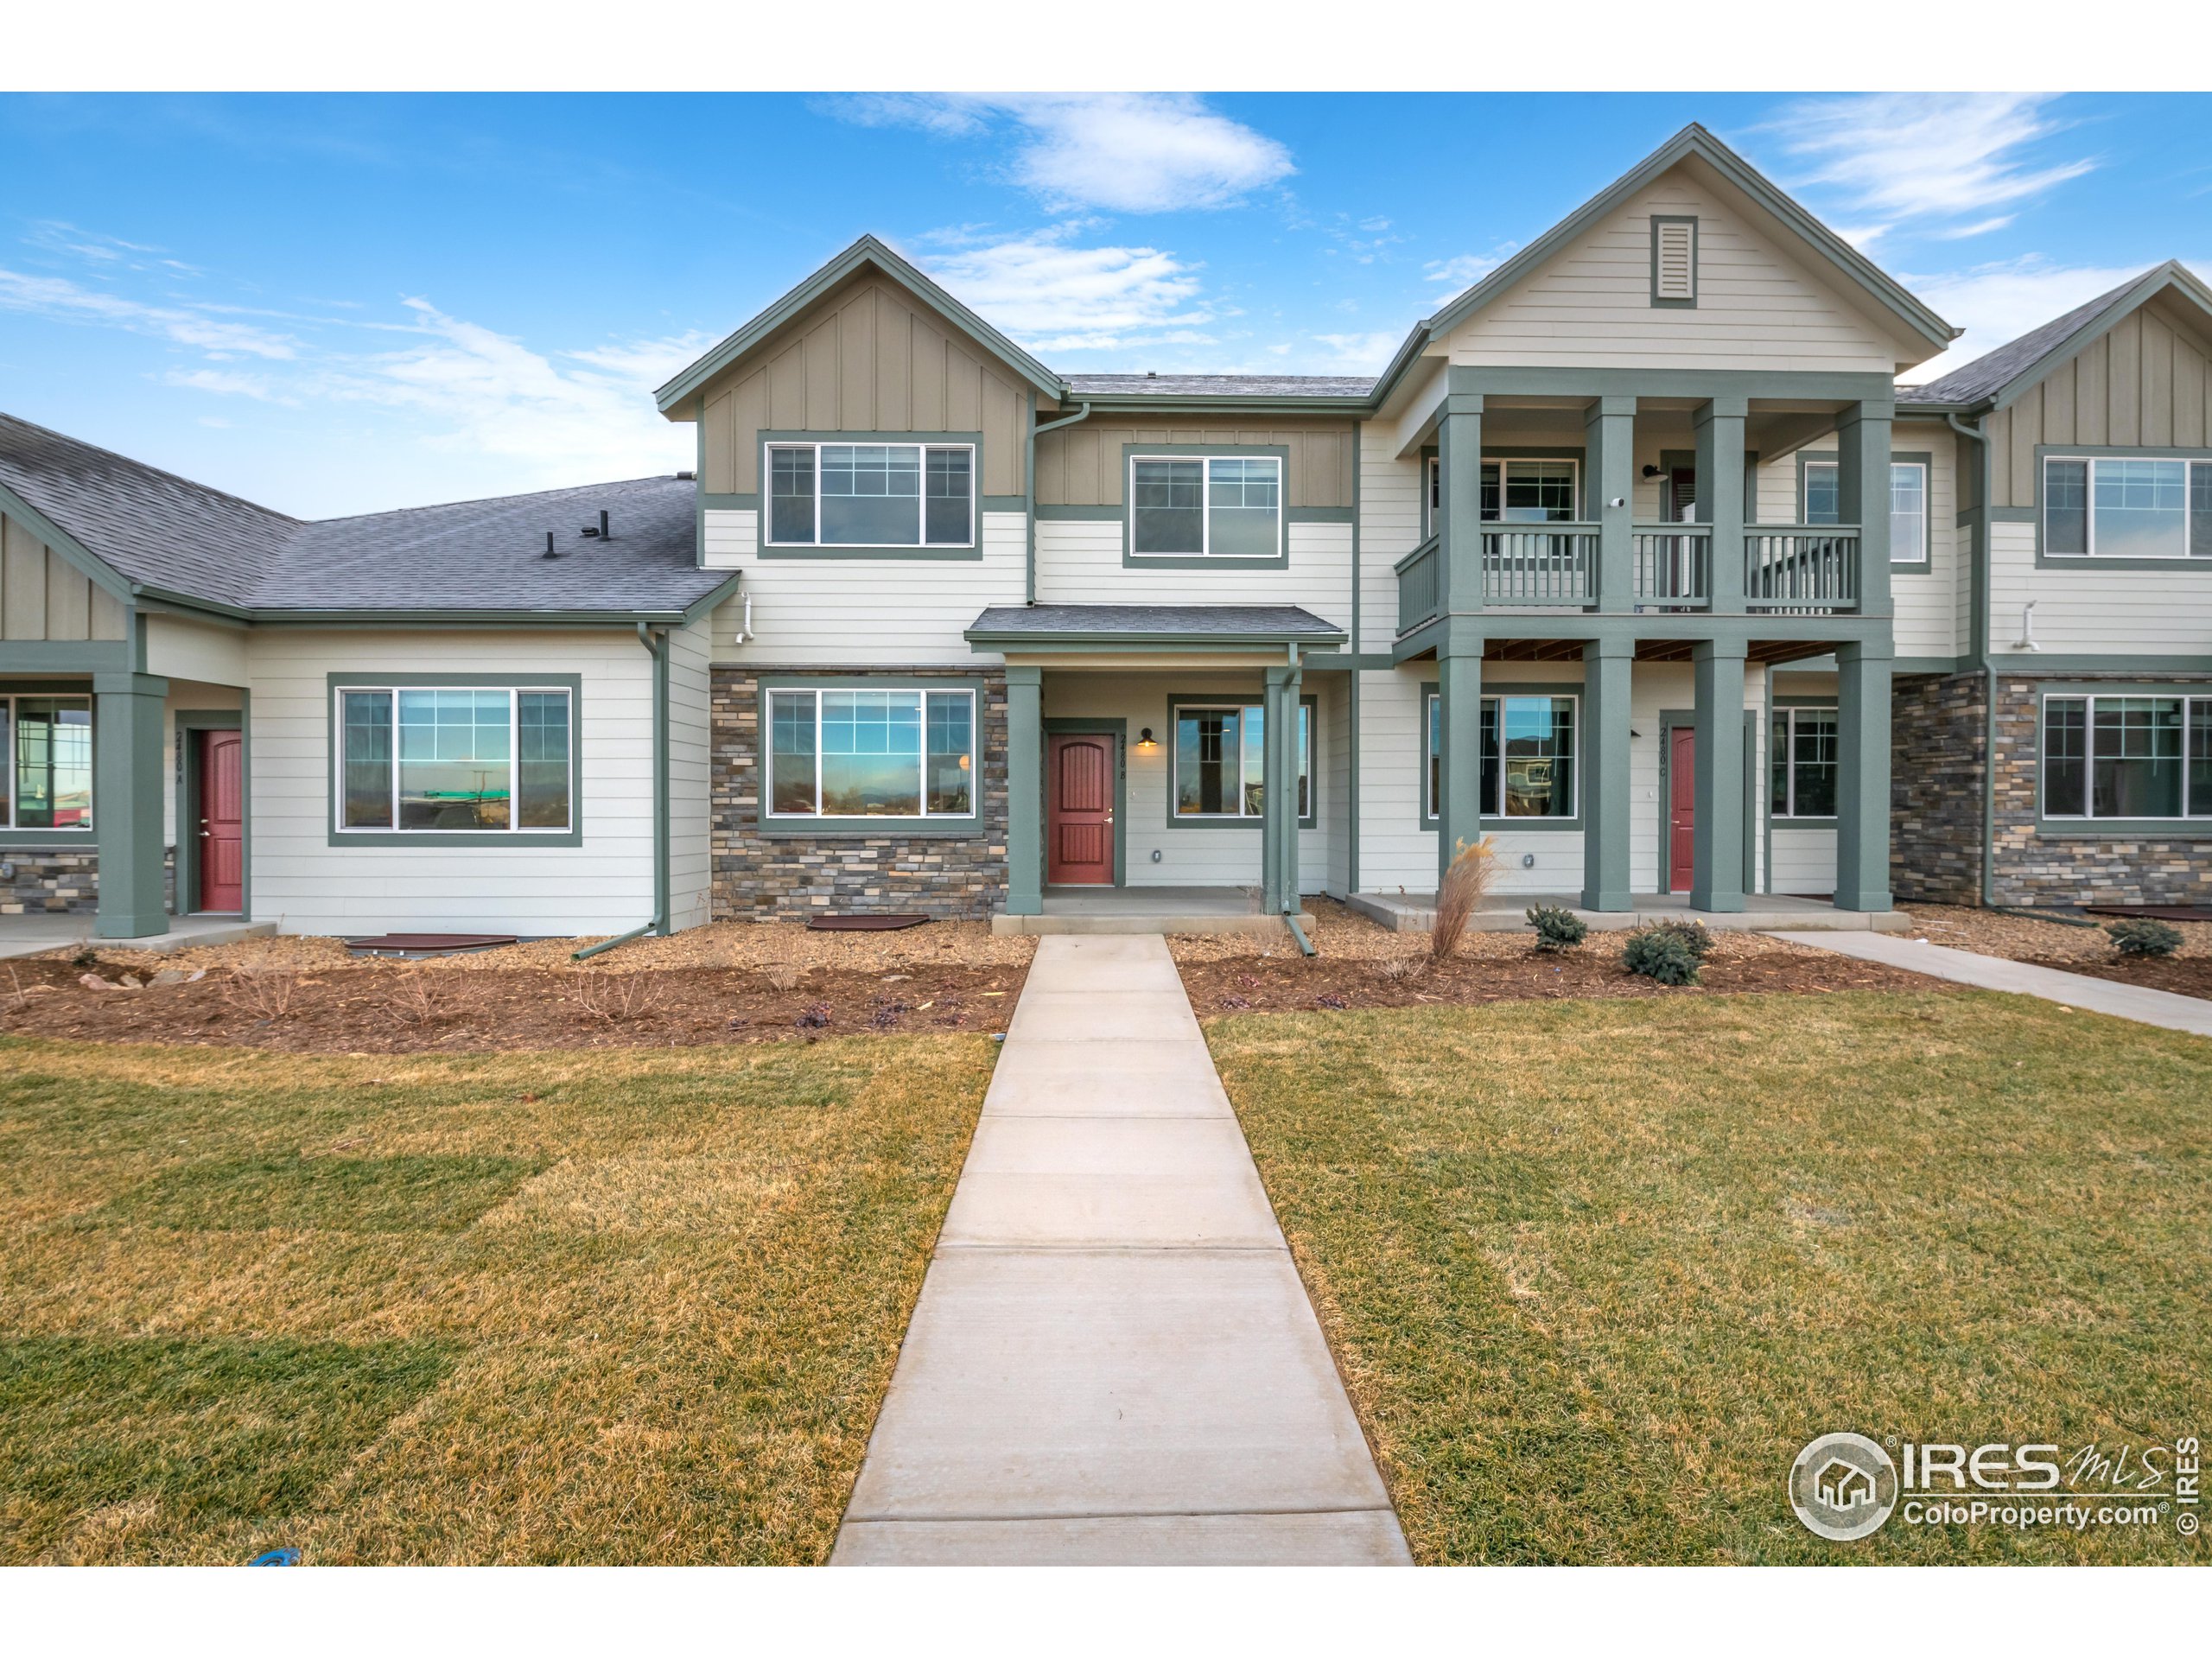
left=1425, top=457, right=1584, bottom=535
left=1130, top=455, right=1281, bottom=557
left=2043, top=456, right=2212, bottom=559
left=338, top=686, right=573, bottom=833
left=766, top=442, right=975, bottom=549
left=767, top=687, right=976, bottom=820
left=1802, top=458, right=1929, bottom=564
left=3, top=695, right=92, bottom=830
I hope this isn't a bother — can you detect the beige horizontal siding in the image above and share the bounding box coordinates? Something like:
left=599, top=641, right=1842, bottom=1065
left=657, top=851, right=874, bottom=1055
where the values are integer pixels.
left=1034, top=518, right=1352, bottom=624
left=1359, top=432, right=1421, bottom=654
left=1036, top=421, right=1355, bottom=509
left=1987, top=519, right=2212, bottom=654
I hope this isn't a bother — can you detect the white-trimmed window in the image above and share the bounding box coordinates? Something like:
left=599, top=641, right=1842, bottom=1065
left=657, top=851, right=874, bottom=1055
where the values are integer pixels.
left=765, top=442, right=975, bottom=549
left=1770, top=707, right=1839, bottom=818
left=2042, top=693, right=2212, bottom=820
left=1130, top=455, right=1281, bottom=557
left=767, top=687, right=976, bottom=819
left=1170, top=701, right=1312, bottom=819
left=1802, top=459, right=1929, bottom=563
left=2, top=694, right=93, bottom=830
left=1425, top=456, right=1584, bottom=534
left=2043, top=456, right=2212, bottom=559
left=338, top=687, right=573, bottom=832
left=1424, top=693, right=1578, bottom=820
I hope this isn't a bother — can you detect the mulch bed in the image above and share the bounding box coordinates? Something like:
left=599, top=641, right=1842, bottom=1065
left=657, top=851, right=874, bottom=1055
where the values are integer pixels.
left=1178, top=944, right=1934, bottom=1016
left=0, top=959, right=1027, bottom=1053
left=2025, top=955, right=2212, bottom=1001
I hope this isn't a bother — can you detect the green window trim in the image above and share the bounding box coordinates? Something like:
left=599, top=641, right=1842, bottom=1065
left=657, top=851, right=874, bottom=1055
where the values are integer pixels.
left=0, top=688, right=96, bottom=838
left=2034, top=447, right=2212, bottom=568
left=1119, top=442, right=1293, bottom=569
left=752, top=673, right=988, bottom=839
left=1419, top=681, right=1585, bottom=832
left=1163, top=693, right=1318, bottom=830
left=324, top=672, right=584, bottom=849
left=756, top=430, right=985, bottom=560
left=1769, top=702, right=1840, bottom=825
left=2034, top=683, right=2212, bottom=832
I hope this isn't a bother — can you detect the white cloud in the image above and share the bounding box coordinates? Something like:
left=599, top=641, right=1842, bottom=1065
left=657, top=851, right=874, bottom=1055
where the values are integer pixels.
left=1306, top=331, right=1400, bottom=372
left=1763, top=93, right=2094, bottom=245
left=0, top=266, right=297, bottom=358
left=823, top=93, right=1294, bottom=214
left=1425, top=251, right=1506, bottom=289
left=917, top=226, right=1213, bottom=353
left=1898, top=255, right=2211, bottom=383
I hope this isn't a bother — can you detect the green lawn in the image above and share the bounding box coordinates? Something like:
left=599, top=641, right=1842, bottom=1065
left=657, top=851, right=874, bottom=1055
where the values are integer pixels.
left=0, top=1033, right=990, bottom=1565
left=1210, top=989, right=2211, bottom=1565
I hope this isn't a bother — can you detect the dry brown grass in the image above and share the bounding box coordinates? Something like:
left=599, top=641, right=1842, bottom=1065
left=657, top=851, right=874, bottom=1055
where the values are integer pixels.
left=0, top=1032, right=992, bottom=1563
left=1428, top=836, right=1498, bottom=963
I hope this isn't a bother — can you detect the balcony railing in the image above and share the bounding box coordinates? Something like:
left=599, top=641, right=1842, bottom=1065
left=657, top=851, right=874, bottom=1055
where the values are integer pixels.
left=1745, top=525, right=1859, bottom=613
left=1483, top=525, right=1597, bottom=607
left=1395, top=534, right=1440, bottom=634
left=1631, top=524, right=1711, bottom=610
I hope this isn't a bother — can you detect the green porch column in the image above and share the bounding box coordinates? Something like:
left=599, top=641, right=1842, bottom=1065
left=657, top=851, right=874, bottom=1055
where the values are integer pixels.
left=1262, top=661, right=1303, bottom=915
left=1438, top=393, right=1484, bottom=613
left=1689, top=640, right=1746, bottom=913
left=1835, top=400, right=1894, bottom=618
left=1834, top=639, right=1894, bottom=912
left=1580, top=638, right=1633, bottom=911
left=1585, top=395, right=1636, bottom=611
left=1694, top=395, right=1748, bottom=614
left=1003, top=665, right=1043, bottom=916
left=92, top=671, right=170, bottom=940
left=1436, top=621, right=1484, bottom=889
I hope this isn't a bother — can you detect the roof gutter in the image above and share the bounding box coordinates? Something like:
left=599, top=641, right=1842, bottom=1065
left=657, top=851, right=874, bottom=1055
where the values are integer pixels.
left=1026, top=401, right=1090, bottom=605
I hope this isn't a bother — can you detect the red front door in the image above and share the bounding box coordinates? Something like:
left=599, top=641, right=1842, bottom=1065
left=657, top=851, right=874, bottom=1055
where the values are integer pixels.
left=1668, top=726, right=1697, bottom=893
left=1046, top=734, right=1116, bottom=886
left=196, top=728, right=245, bottom=913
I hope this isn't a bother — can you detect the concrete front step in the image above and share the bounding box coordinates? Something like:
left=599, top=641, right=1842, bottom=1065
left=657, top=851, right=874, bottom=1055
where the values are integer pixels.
left=1346, top=890, right=1910, bottom=935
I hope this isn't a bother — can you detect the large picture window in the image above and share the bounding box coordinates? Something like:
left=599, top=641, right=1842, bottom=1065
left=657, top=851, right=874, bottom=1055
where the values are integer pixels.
left=765, top=441, right=976, bottom=549
left=2, top=695, right=93, bottom=830
left=1425, top=693, right=1578, bottom=820
left=337, top=686, right=573, bottom=832
left=1169, top=701, right=1312, bottom=820
left=767, top=687, right=976, bottom=819
left=2042, top=693, right=2212, bottom=821
left=2043, top=456, right=2212, bottom=559
left=1770, top=707, right=1839, bottom=818
left=1802, top=458, right=1929, bottom=563
left=1130, top=455, right=1282, bottom=557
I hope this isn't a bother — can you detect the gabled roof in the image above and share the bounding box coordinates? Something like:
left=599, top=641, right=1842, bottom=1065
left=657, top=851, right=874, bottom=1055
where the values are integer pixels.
left=1369, top=123, right=1959, bottom=408
left=654, top=233, right=1061, bottom=414
left=0, top=412, right=734, bottom=624
left=1899, top=261, right=2212, bottom=410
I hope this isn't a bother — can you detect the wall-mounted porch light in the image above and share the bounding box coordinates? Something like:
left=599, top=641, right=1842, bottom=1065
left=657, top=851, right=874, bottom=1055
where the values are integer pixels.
left=1135, top=728, right=1159, bottom=753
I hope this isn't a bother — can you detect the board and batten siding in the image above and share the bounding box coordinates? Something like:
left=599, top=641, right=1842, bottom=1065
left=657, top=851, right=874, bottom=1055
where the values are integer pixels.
left=1444, top=168, right=1907, bottom=374
left=244, top=628, right=659, bottom=936
left=1033, top=518, right=1353, bottom=620
left=1986, top=299, right=2212, bottom=507
left=704, top=508, right=1024, bottom=665
left=1034, top=421, right=1355, bottom=509
left=666, top=616, right=714, bottom=932
left=696, top=275, right=1028, bottom=499
left=2, top=510, right=128, bottom=643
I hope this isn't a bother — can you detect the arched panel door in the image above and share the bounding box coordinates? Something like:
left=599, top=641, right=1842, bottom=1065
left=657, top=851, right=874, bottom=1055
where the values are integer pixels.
left=1046, top=734, right=1116, bottom=886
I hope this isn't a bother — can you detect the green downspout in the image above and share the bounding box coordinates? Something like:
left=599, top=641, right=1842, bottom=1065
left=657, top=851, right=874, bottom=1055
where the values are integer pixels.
left=1026, top=399, right=1092, bottom=605
left=575, top=623, right=671, bottom=960
left=1948, top=410, right=1997, bottom=906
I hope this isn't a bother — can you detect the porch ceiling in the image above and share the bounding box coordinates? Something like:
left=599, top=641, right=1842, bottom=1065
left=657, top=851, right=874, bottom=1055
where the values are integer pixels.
left=1479, top=638, right=1850, bottom=666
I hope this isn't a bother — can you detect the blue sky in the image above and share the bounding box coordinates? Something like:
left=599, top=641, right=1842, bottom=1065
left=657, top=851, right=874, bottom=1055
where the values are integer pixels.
left=2, top=91, right=2207, bottom=519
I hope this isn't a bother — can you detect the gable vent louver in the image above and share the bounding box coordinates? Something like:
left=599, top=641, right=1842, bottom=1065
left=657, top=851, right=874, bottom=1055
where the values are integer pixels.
left=1652, top=218, right=1697, bottom=304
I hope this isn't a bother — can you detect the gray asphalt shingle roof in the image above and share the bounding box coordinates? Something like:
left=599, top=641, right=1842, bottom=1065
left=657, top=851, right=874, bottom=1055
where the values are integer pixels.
left=0, top=412, right=731, bottom=619
left=1897, top=273, right=2145, bottom=406
left=1059, top=374, right=1376, bottom=398
left=968, top=603, right=1344, bottom=639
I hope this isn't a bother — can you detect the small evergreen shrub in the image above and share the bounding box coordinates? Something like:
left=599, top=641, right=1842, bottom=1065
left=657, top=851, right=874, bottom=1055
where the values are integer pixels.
left=2107, top=917, right=2183, bottom=957
left=1623, top=928, right=1702, bottom=986
left=1525, top=904, right=1588, bottom=952
left=1644, top=917, right=1716, bottom=962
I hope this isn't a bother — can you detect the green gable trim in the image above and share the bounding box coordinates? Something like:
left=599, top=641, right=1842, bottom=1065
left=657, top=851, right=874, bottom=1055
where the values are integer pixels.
left=1980, top=262, right=2212, bottom=414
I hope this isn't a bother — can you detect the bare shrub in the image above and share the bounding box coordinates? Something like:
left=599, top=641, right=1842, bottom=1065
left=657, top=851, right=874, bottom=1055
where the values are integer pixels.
left=1374, top=951, right=1426, bottom=984
left=1429, top=835, right=1498, bottom=963
left=225, top=967, right=299, bottom=1021
left=757, top=936, right=805, bottom=994
left=387, top=969, right=442, bottom=1027
left=573, top=969, right=665, bottom=1023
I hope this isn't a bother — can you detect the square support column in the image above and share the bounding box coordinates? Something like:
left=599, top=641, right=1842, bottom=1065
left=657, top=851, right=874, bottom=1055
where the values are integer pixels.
left=1003, top=665, right=1043, bottom=916
left=1584, top=395, right=1636, bottom=611
left=1438, top=393, right=1484, bottom=613
left=1694, top=396, right=1748, bottom=614
left=1262, top=661, right=1303, bottom=916
left=1580, top=638, right=1633, bottom=911
left=92, top=670, right=170, bottom=940
left=1436, top=620, right=1484, bottom=889
left=1834, top=639, right=1894, bottom=912
left=1689, top=640, right=1746, bottom=913
left=1836, top=400, right=1894, bottom=618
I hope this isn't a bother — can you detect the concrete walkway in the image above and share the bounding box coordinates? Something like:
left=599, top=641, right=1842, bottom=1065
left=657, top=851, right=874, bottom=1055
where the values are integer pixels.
left=832, top=933, right=1410, bottom=1566
left=1770, top=931, right=2212, bottom=1038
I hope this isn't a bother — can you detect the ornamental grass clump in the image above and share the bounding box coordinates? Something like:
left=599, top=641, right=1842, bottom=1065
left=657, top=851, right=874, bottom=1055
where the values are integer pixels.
left=1525, top=904, right=1587, bottom=953
left=1429, top=836, right=1499, bottom=963
left=2107, top=917, right=2183, bottom=957
left=1623, top=926, right=1702, bottom=986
